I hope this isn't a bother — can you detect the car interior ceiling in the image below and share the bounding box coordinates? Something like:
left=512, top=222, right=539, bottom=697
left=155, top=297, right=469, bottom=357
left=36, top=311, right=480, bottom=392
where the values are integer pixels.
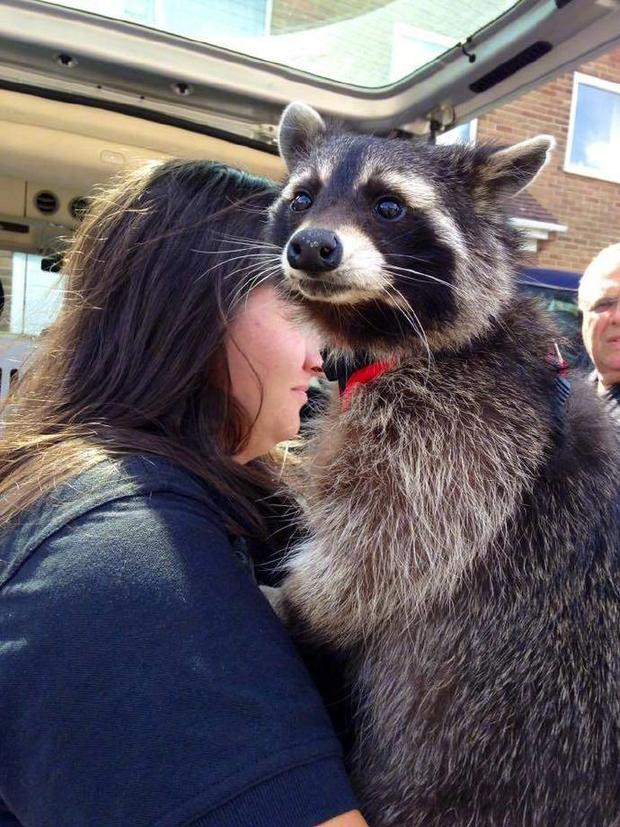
left=0, top=87, right=285, bottom=255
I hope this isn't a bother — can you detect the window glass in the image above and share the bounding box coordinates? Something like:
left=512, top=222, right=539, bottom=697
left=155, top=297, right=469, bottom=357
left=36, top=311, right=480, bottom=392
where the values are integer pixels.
left=0, top=250, right=64, bottom=398
left=437, top=119, right=477, bottom=145
left=389, top=22, right=455, bottom=84
left=0, top=251, right=64, bottom=338
left=566, top=74, right=620, bottom=183
left=40, top=0, right=520, bottom=88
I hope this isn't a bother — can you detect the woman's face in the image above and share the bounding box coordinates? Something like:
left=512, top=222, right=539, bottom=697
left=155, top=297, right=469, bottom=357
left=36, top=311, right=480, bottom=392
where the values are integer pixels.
left=225, top=284, right=323, bottom=462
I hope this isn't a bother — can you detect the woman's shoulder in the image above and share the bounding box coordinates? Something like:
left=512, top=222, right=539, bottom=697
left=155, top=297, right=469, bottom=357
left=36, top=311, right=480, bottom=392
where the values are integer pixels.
left=60, top=452, right=222, bottom=521
left=0, top=454, right=358, bottom=826
left=0, top=454, right=225, bottom=585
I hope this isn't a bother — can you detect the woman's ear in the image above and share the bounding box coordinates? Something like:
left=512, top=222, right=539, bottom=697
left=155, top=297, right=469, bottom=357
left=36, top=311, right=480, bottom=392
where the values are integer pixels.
left=278, top=102, right=326, bottom=171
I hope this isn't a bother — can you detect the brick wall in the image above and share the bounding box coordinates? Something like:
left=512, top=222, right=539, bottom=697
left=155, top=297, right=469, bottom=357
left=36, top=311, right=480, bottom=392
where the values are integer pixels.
left=477, top=48, right=620, bottom=273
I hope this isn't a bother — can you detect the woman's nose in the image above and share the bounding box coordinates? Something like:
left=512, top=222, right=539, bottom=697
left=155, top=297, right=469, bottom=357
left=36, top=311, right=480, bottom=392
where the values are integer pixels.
left=305, top=344, right=324, bottom=376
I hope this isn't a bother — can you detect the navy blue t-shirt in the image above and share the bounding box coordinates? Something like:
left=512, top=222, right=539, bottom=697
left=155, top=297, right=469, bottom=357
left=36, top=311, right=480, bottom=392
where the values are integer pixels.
left=0, top=456, right=357, bottom=826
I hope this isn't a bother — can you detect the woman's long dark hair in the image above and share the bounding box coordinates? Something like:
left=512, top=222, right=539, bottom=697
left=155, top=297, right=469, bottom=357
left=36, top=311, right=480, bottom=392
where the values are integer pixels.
left=0, top=159, right=287, bottom=533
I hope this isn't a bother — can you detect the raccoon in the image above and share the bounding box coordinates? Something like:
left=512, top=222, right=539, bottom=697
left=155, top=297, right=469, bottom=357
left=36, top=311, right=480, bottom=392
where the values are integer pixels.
left=267, top=102, right=620, bottom=827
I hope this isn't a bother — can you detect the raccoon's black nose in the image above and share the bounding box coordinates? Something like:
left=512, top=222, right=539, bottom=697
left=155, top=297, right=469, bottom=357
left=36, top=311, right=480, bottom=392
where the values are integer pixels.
left=286, top=228, right=343, bottom=273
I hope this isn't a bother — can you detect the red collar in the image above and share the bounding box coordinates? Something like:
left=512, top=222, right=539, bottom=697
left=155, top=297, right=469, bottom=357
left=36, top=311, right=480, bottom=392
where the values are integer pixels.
left=341, top=358, right=399, bottom=411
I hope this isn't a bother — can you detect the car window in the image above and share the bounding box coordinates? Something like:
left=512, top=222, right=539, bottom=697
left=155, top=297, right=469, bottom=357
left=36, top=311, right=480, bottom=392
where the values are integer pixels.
left=1, top=250, right=63, bottom=337
left=38, top=0, right=521, bottom=88
left=0, top=249, right=63, bottom=398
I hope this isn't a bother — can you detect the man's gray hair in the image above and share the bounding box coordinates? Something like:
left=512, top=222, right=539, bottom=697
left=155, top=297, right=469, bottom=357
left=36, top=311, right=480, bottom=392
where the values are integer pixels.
left=579, top=242, right=620, bottom=310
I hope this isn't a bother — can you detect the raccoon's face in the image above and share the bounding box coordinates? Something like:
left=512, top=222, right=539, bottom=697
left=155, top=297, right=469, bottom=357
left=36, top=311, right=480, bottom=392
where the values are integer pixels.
left=268, top=102, right=554, bottom=356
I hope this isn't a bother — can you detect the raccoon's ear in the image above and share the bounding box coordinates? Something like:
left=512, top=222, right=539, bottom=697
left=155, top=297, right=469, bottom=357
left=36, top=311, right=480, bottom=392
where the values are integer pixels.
left=477, top=135, right=555, bottom=198
left=278, top=102, right=326, bottom=170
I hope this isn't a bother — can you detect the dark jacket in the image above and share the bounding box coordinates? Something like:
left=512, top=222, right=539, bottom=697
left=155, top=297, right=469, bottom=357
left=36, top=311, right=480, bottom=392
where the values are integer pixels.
left=588, top=369, right=620, bottom=424
left=0, top=455, right=356, bottom=827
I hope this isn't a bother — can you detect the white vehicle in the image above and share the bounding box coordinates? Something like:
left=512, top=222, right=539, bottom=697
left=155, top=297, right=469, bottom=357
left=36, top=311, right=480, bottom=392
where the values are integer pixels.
left=1, top=0, right=619, bottom=394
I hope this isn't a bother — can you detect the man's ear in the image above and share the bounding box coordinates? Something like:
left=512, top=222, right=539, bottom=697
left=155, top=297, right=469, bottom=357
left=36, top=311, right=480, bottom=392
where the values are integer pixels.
left=278, top=101, right=326, bottom=171
left=477, top=135, right=555, bottom=198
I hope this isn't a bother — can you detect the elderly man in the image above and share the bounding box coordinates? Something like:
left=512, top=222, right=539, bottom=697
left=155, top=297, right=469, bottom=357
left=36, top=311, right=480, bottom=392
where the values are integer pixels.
left=578, top=243, right=620, bottom=418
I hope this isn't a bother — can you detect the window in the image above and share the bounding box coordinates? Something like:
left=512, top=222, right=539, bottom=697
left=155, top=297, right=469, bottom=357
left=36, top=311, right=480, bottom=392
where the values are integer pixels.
left=0, top=251, right=64, bottom=338
left=565, top=72, right=620, bottom=184
left=437, top=119, right=477, bottom=145
left=0, top=251, right=64, bottom=398
left=39, top=0, right=521, bottom=88
left=48, top=0, right=272, bottom=37
left=390, top=22, right=456, bottom=85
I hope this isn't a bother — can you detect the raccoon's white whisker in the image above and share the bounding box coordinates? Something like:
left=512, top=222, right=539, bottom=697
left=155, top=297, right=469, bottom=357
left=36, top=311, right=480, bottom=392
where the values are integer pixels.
left=217, top=232, right=280, bottom=249
left=227, top=205, right=266, bottom=216
left=366, top=293, right=412, bottom=343
left=385, top=250, right=460, bottom=276
left=224, top=253, right=279, bottom=268
left=236, top=263, right=282, bottom=288
left=384, top=273, right=469, bottom=305
left=196, top=252, right=280, bottom=281
left=385, top=259, right=449, bottom=276
left=385, top=251, right=437, bottom=264
left=192, top=247, right=277, bottom=256
left=229, top=266, right=282, bottom=309
left=398, top=307, right=431, bottom=373
left=205, top=235, right=282, bottom=259
left=222, top=196, right=274, bottom=216
left=384, top=283, right=434, bottom=376
left=386, top=226, right=427, bottom=247
left=383, top=265, right=470, bottom=301
left=220, top=256, right=282, bottom=282
left=382, top=283, right=418, bottom=331
left=222, top=264, right=280, bottom=289
left=222, top=259, right=282, bottom=285
left=217, top=243, right=280, bottom=255
left=197, top=254, right=280, bottom=277
left=382, top=284, right=420, bottom=336
left=346, top=298, right=387, bottom=335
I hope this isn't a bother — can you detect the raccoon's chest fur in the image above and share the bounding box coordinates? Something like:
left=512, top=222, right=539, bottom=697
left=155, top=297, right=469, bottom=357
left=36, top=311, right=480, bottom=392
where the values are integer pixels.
left=288, top=302, right=552, bottom=627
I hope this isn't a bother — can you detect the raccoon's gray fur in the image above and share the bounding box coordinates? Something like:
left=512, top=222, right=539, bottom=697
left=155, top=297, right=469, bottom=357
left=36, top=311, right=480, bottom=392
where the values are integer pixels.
left=268, top=102, right=620, bottom=827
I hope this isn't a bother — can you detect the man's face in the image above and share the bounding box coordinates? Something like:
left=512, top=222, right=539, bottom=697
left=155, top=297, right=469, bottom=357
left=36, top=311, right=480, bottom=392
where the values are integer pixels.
left=581, top=268, right=620, bottom=386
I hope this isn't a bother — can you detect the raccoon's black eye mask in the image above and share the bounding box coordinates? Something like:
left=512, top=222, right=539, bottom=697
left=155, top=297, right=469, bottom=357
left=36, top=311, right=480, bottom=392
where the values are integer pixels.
left=289, top=188, right=406, bottom=222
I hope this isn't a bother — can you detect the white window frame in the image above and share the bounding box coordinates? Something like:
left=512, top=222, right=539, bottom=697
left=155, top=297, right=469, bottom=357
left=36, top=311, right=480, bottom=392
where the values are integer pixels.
left=564, top=71, right=620, bottom=185
left=437, top=119, right=478, bottom=145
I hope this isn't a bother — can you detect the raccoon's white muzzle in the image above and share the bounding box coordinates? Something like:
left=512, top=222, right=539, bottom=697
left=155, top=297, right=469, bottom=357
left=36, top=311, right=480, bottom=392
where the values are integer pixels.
left=282, top=224, right=389, bottom=304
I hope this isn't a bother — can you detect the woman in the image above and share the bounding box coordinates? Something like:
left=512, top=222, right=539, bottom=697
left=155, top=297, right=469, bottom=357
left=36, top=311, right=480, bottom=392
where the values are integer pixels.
left=0, top=160, right=367, bottom=826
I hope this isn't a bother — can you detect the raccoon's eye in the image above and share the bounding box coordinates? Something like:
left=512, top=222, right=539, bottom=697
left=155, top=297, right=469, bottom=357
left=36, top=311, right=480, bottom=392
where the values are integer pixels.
left=290, top=191, right=313, bottom=212
left=374, top=196, right=405, bottom=221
